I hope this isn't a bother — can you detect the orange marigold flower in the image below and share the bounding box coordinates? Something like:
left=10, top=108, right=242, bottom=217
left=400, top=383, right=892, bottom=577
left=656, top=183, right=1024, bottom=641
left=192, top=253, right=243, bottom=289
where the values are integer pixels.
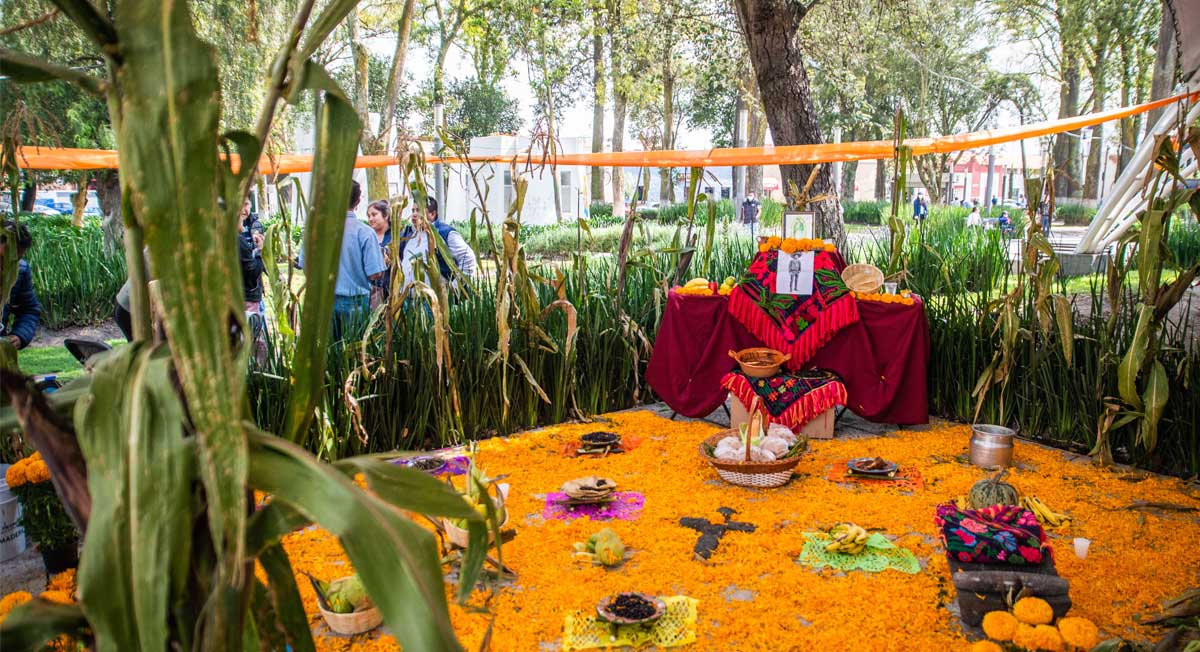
left=1057, top=617, right=1100, bottom=651
left=823, top=243, right=837, bottom=252
left=1013, top=623, right=1064, bottom=651
left=766, top=235, right=782, bottom=249
left=982, top=610, right=1019, bottom=641
left=970, top=641, right=1003, bottom=652
left=27, top=460, right=52, bottom=484
left=39, top=590, right=74, bottom=605
left=4, top=460, right=25, bottom=488
left=29, top=451, right=41, bottom=461
left=0, top=590, right=33, bottom=616
left=1013, top=597, right=1055, bottom=625
left=47, top=569, right=76, bottom=594
left=780, top=239, right=800, bottom=254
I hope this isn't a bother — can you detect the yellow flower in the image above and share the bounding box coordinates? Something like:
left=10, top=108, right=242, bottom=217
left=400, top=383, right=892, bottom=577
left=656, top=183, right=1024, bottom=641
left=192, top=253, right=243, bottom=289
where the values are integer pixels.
left=766, top=235, right=782, bottom=249
left=1013, top=597, right=1055, bottom=625
left=1057, top=617, right=1100, bottom=651
left=0, top=591, right=33, bottom=620
left=970, top=642, right=1003, bottom=652
left=982, top=610, right=1019, bottom=641
left=758, top=243, right=771, bottom=253
left=823, top=243, right=837, bottom=252
left=47, top=569, right=76, bottom=594
left=1013, top=623, right=1064, bottom=651
left=780, top=238, right=800, bottom=254
left=27, top=460, right=51, bottom=484
left=39, top=590, right=74, bottom=605
left=5, top=459, right=26, bottom=488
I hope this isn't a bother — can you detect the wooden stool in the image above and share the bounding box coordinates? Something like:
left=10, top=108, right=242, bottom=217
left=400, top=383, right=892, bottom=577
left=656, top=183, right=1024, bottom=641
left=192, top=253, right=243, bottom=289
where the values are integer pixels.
left=729, top=393, right=836, bottom=439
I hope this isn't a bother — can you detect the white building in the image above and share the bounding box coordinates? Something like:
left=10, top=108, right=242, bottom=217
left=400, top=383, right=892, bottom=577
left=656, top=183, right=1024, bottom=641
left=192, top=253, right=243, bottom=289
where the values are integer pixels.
left=444, top=135, right=592, bottom=226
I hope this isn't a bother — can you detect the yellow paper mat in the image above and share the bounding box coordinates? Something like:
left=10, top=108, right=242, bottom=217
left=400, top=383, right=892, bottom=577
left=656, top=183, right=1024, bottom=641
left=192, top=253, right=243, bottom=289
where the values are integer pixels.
left=563, top=596, right=699, bottom=651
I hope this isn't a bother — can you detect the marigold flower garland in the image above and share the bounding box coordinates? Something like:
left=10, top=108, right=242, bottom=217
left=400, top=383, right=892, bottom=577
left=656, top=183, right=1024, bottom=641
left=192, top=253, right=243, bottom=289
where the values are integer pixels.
left=852, top=290, right=915, bottom=306
left=758, top=236, right=837, bottom=254
left=261, top=411, right=1200, bottom=652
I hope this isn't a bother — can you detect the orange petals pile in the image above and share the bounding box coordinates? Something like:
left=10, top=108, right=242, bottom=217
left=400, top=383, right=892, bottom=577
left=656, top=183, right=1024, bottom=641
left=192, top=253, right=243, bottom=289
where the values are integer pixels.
left=5, top=451, right=51, bottom=488
left=852, top=290, right=915, bottom=306
left=759, top=236, right=837, bottom=254
left=264, top=411, right=1200, bottom=651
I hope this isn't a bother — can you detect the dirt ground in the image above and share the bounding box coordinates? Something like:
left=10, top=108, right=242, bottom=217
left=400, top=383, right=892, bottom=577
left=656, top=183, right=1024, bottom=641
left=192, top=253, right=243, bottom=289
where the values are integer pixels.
left=34, top=320, right=124, bottom=348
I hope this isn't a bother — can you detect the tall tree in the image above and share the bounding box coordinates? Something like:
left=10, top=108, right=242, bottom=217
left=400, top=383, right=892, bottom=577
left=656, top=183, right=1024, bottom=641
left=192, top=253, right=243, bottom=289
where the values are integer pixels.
left=608, top=0, right=630, bottom=217
left=733, top=0, right=843, bottom=243
left=348, top=0, right=418, bottom=200
left=1115, top=0, right=1159, bottom=174
left=590, top=0, right=607, bottom=202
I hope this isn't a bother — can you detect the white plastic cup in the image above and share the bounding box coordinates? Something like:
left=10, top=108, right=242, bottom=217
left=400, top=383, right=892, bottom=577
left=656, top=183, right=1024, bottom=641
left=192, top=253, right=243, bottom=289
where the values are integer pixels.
left=884, top=282, right=898, bottom=295
left=1073, top=537, right=1090, bottom=559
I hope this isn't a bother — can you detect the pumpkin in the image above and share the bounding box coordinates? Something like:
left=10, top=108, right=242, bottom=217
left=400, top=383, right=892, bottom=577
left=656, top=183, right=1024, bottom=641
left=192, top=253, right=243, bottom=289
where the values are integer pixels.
left=968, top=469, right=1020, bottom=509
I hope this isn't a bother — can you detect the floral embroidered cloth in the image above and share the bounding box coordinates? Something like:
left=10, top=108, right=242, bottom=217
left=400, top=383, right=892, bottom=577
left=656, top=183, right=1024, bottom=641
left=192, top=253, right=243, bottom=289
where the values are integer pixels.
left=721, top=369, right=846, bottom=431
left=727, top=250, right=859, bottom=366
left=934, top=503, right=1049, bottom=566
left=543, top=492, right=645, bottom=521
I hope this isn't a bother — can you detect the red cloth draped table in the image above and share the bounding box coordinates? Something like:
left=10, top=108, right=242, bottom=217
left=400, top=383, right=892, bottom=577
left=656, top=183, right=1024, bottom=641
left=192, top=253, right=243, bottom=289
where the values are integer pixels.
left=646, top=291, right=929, bottom=424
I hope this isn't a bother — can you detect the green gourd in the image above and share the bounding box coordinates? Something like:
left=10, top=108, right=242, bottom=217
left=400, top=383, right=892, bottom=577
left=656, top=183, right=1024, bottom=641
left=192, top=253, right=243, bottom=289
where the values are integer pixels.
left=967, top=470, right=1020, bottom=509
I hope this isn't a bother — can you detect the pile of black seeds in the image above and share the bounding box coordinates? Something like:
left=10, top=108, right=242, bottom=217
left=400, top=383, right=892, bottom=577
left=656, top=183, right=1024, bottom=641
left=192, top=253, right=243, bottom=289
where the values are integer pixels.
left=608, top=594, right=656, bottom=620
left=581, top=431, right=621, bottom=446
left=410, top=457, right=444, bottom=472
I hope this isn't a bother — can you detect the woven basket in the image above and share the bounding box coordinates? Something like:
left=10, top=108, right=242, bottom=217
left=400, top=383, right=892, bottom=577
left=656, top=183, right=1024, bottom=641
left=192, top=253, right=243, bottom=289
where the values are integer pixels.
left=443, top=493, right=509, bottom=548
left=319, top=604, right=383, bottom=635
left=698, top=401, right=802, bottom=488
left=841, top=263, right=884, bottom=294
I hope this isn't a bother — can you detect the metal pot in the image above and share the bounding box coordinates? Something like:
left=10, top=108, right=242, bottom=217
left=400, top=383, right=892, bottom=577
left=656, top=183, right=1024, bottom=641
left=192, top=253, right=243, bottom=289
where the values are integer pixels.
left=969, top=424, right=1015, bottom=468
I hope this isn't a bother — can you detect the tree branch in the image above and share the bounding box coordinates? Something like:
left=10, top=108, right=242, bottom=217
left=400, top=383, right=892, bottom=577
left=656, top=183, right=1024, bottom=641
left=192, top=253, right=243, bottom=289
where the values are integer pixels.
left=0, top=48, right=104, bottom=95
left=47, top=0, right=118, bottom=58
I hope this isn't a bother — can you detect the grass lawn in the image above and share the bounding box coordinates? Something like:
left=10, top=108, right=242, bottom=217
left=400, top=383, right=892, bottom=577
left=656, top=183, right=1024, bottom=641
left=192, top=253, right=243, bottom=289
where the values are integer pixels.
left=18, top=340, right=122, bottom=383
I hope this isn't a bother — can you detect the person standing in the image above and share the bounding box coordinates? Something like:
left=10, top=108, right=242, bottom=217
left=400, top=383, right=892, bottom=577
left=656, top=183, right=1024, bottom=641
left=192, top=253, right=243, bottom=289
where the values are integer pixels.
left=0, top=221, right=42, bottom=349
left=367, top=199, right=393, bottom=295
left=1040, top=201, right=1052, bottom=236
left=966, top=206, right=983, bottom=228
left=239, top=203, right=266, bottom=313
left=298, top=181, right=386, bottom=341
left=396, top=196, right=476, bottom=290
left=741, top=193, right=761, bottom=239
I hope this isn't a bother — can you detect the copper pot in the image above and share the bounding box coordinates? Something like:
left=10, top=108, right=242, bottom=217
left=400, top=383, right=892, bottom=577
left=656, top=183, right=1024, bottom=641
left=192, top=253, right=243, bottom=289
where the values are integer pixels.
left=969, top=424, right=1015, bottom=468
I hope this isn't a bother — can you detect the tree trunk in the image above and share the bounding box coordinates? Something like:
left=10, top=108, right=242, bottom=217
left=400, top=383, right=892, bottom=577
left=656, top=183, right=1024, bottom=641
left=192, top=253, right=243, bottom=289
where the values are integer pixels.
left=608, top=0, right=626, bottom=218
left=72, top=173, right=88, bottom=227
left=841, top=159, right=858, bottom=201
left=746, top=109, right=766, bottom=198
left=363, top=0, right=417, bottom=201
left=590, top=0, right=606, bottom=203
left=19, top=178, right=36, bottom=212
left=1117, top=40, right=1136, bottom=174
left=874, top=160, right=888, bottom=201
left=659, top=46, right=674, bottom=204
left=1052, top=52, right=1082, bottom=199
left=1082, top=50, right=1108, bottom=201
left=1147, top=1, right=1177, bottom=127
left=733, top=0, right=844, bottom=246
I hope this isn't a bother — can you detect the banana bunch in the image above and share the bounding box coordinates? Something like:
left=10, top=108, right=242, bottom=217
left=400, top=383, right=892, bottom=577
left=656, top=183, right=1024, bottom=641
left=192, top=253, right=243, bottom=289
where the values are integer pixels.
left=1021, top=496, right=1070, bottom=527
left=676, top=277, right=716, bottom=296
left=825, top=523, right=870, bottom=555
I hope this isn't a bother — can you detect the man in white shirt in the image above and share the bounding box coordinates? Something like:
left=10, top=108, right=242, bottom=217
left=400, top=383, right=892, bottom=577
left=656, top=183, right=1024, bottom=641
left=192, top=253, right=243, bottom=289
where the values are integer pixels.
left=397, top=197, right=477, bottom=289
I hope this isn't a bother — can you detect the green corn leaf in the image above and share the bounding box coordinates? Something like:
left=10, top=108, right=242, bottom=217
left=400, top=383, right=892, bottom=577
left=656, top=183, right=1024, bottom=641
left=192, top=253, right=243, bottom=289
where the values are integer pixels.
left=112, top=0, right=249, bottom=585
left=246, top=501, right=310, bottom=556
left=1138, top=361, right=1168, bottom=453
left=257, top=543, right=317, bottom=652
left=0, top=48, right=104, bottom=95
left=46, top=0, right=118, bottom=50
left=282, top=60, right=362, bottom=444
left=1117, top=303, right=1153, bottom=407
left=298, top=0, right=360, bottom=62
left=247, top=431, right=461, bottom=652
left=0, top=599, right=92, bottom=652
left=334, top=456, right=490, bottom=602
left=1051, top=294, right=1073, bottom=367
left=73, top=344, right=195, bottom=652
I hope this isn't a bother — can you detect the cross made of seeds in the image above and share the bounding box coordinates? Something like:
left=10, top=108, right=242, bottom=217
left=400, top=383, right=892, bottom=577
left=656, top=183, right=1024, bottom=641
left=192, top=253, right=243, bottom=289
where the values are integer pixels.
left=679, top=507, right=756, bottom=560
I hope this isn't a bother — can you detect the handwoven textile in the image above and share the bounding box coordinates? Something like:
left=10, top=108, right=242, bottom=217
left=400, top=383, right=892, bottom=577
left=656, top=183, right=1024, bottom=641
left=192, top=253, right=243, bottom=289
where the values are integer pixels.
left=543, top=492, right=645, bottom=521
left=562, top=596, right=698, bottom=651
left=727, top=249, right=859, bottom=366
left=825, top=460, right=925, bottom=491
left=934, top=503, right=1049, bottom=566
left=721, top=370, right=846, bottom=431
left=798, top=532, right=921, bottom=574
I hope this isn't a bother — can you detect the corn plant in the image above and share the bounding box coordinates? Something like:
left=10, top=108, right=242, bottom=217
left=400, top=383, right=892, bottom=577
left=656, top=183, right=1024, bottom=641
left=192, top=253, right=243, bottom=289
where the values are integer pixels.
left=0, top=1, right=495, bottom=651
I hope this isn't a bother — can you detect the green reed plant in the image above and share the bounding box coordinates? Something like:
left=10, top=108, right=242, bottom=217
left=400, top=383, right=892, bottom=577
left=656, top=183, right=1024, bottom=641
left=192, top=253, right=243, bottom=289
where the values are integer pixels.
left=22, top=214, right=126, bottom=329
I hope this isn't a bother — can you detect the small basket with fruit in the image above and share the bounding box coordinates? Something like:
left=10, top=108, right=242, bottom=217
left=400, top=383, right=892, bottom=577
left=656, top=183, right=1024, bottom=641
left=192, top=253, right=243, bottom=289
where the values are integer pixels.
left=443, top=459, right=509, bottom=548
left=307, top=573, right=382, bottom=635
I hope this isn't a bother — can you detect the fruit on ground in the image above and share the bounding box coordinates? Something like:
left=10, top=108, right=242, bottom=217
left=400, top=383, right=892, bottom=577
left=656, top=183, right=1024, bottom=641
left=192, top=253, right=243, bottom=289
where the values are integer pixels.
left=968, top=469, right=1020, bottom=509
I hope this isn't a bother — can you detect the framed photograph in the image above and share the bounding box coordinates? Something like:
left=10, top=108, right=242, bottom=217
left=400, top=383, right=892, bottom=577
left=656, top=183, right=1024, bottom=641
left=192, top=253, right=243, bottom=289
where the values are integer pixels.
left=782, top=211, right=816, bottom=239
left=774, top=251, right=815, bottom=296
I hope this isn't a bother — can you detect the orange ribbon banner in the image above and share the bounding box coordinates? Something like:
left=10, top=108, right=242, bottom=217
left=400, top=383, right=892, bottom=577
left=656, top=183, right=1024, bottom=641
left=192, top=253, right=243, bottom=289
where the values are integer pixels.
left=13, top=90, right=1198, bottom=173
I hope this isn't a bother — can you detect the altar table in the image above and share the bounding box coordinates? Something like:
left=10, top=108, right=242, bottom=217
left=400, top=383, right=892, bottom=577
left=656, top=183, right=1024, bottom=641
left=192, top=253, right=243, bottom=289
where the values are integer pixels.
left=646, top=291, right=929, bottom=425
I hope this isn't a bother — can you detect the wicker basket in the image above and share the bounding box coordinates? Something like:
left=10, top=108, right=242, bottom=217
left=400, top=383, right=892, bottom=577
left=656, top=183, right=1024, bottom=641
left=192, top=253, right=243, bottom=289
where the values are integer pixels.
left=728, top=348, right=791, bottom=378
left=841, top=263, right=884, bottom=294
left=319, top=604, right=383, bottom=635
left=698, top=401, right=802, bottom=488
left=443, top=492, right=509, bottom=548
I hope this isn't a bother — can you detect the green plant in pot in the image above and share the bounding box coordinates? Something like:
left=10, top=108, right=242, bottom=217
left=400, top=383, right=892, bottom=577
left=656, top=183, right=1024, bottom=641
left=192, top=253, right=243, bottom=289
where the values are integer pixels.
left=0, top=0, right=500, bottom=650
left=5, top=452, right=78, bottom=573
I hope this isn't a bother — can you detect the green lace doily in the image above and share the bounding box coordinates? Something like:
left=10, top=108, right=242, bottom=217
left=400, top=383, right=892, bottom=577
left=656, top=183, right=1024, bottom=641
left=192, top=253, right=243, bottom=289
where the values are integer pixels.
left=798, top=532, right=921, bottom=574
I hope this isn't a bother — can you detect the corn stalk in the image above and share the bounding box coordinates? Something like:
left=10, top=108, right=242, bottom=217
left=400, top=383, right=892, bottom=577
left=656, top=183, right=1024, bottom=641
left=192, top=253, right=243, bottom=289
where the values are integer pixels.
left=0, top=0, right=493, bottom=650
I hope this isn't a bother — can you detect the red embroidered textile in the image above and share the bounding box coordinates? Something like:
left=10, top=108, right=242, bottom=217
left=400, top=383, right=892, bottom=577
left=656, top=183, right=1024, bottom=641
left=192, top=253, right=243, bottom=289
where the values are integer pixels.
left=727, top=250, right=859, bottom=366
left=720, top=370, right=846, bottom=431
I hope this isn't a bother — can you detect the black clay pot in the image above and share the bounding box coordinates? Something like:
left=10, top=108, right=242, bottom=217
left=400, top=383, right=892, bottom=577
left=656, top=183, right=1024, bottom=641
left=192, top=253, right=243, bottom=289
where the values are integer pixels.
left=40, top=542, right=79, bottom=575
